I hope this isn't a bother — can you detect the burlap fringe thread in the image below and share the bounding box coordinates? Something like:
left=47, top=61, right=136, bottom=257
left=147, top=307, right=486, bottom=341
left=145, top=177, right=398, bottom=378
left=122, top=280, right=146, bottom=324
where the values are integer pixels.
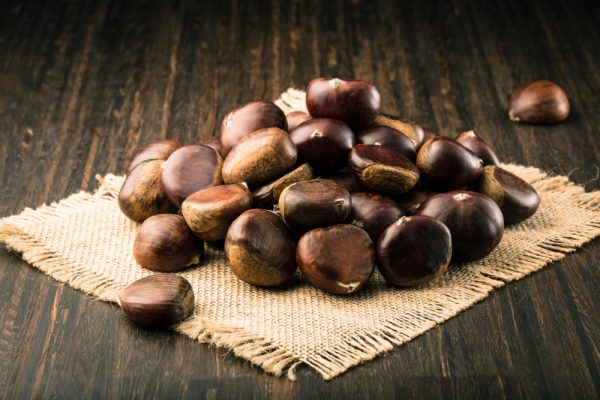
left=1, top=90, right=600, bottom=380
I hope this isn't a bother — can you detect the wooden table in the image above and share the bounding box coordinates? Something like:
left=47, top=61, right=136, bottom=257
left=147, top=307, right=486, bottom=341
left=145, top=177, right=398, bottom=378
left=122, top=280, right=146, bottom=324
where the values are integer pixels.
left=1, top=0, right=598, bottom=398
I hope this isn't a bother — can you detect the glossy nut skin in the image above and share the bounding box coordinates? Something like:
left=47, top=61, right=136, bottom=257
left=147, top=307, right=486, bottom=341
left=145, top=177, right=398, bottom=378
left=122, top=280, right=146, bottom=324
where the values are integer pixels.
left=509, top=80, right=570, bottom=124
left=252, top=163, right=314, bottom=209
left=182, top=184, right=253, bottom=241
left=377, top=215, right=452, bottom=287
left=222, top=127, right=297, bottom=188
left=126, top=140, right=182, bottom=174
left=297, top=224, right=375, bottom=295
left=373, top=114, right=422, bottom=146
left=219, top=100, right=287, bottom=155
left=349, top=192, right=404, bottom=242
left=133, top=214, right=204, bottom=272
left=225, top=209, right=296, bottom=287
left=119, top=274, right=195, bottom=327
left=393, top=189, right=438, bottom=215
left=356, top=125, right=417, bottom=161
left=118, top=159, right=177, bottom=223
left=476, top=166, right=540, bottom=225
left=285, top=111, right=311, bottom=131
left=416, top=137, right=483, bottom=191
left=418, top=191, right=504, bottom=262
left=455, top=130, right=500, bottom=166
left=325, top=172, right=365, bottom=193
left=279, top=179, right=351, bottom=232
left=200, top=135, right=224, bottom=157
left=290, top=118, right=355, bottom=173
left=161, top=145, right=223, bottom=206
left=348, top=144, right=420, bottom=195
left=306, top=78, right=381, bottom=130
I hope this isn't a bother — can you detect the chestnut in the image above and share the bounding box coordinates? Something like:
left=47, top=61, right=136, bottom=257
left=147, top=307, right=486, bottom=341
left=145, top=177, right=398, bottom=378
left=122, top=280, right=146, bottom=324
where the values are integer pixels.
left=377, top=215, right=451, bottom=287
left=219, top=100, right=287, bottom=155
left=296, top=224, right=375, bottom=294
left=349, top=192, right=404, bottom=242
left=225, top=209, right=296, bottom=287
left=325, top=172, right=365, bottom=193
left=133, top=214, right=204, bottom=272
left=508, top=80, right=570, bottom=124
left=285, top=111, right=311, bottom=131
left=455, top=130, right=500, bottom=166
left=222, top=127, right=297, bottom=188
left=416, top=137, right=483, bottom=191
left=476, top=165, right=540, bottom=225
left=126, top=139, right=182, bottom=174
left=417, top=191, right=504, bottom=262
left=348, top=144, right=419, bottom=195
left=356, top=125, right=417, bottom=161
left=290, top=118, right=355, bottom=173
left=119, top=274, right=195, bottom=327
left=200, top=134, right=224, bottom=157
left=161, top=145, right=223, bottom=206
left=373, top=114, right=423, bottom=146
left=182, top=183, right=253, bottom=241
left=393, top=189, right=438, bottom=215
left=118, top=159, right=177, bottom=223
left=252, top=163, right=314, bottom=209
left=278, top=179, right=351, bottom=232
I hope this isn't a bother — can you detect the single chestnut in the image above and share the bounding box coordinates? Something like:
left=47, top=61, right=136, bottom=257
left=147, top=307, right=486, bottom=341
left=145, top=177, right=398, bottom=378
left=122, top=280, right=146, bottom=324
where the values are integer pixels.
left=161, top=145, right=223, bottom=206
left=325, top=172, right=365, bottom=193
left=377, top=215, right=451, bottom=287
left=182, top=184, right=253, bottom=241
left=119, top=274, right=195, bottom=327
left=306, top=77, right=381, bottom=130
left=290, top=118, right=355, bottom=173
left=393, top=189, right=438, bottom=215
left=222, top=127, right=297, bottom=187
left=219, top=100, right=287, bottom=155
left=348, top=144, right=420, bottom=195
left=225, top=209, right=296, bottom=287
left=418, top=191, right=504, bottom=262
left=285, top=111, right=311, bottom=131
left=508, top=80, right=570, bottom=124
left=278, top=179, right=351, bottom=232
left=476, top=165, right=540, bottom=225
left=455, top=130, right=500, bottom=166
left=356, top=125, right=417, bottom=161
left=296, top=224, right=375, bottom=295
left=119, top=159, right=177, bottom=223
left=133, top=214, right=204, bottom=272
left=373, top=114, right=422, bottom=146
left=200, top=135, right=224, bottom=157
left=416, top=137, right=483, bottom=191
left=349, top=192, right=404, bottom=242
left=126, top=139, right=182, bottom=174
left=252, top=163, right=314, bottom=209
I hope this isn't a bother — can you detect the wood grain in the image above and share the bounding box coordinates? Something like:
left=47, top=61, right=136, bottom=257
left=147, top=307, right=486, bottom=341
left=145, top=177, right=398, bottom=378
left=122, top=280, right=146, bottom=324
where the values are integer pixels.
left=0, top=0, right=599, bottom=398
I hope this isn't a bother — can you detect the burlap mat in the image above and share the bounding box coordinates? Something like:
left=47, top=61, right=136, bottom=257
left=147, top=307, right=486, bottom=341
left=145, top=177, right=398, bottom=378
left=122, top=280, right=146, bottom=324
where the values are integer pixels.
left=1, top=89, right=600, bottom=381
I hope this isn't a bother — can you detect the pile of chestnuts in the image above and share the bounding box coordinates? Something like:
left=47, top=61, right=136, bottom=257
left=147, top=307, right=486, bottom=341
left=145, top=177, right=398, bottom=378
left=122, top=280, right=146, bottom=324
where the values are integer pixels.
left=117, top=77, right=541, bottom=327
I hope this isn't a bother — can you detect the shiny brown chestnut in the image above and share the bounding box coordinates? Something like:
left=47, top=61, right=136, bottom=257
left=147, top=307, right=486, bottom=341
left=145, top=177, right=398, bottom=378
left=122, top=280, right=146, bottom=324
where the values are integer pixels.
left=252, top=163, right=314, bottom=209
left=119, top=274, right=195, bottom=327
left=222, top=127, right=297, bottom=188
left=279, top=179, right=351, bottom=232
left=508, top=80, right=570, bottom=124
left=418, top=191, right=504, bottom=262
left=356, top=125, right=417, bottom=161
left=133, top=214, right=204, bottom=272
left=416, top=137, right=483, bottom=191
left=455, top=130, right=500, bottom=166
left=306, top=78, right=381, bottom=130
left=373, top=114, right=422, bottom=146
left=182, top=184, right=253, bottom=241
left=325, top=172, right=365, bottom=193
left=200, top=135, right=224, bottom=157
left=377, top=215, right=452, bottom=287
left=290, top=118, right=355, bottom=173
left=161, top=145, right=223, bottom=206
left=297, top=224, right=375, bottom=295
left=285, top=111, right=311, bottom=131
left=219, top=100, right=287, bottom=155
left=119, top=159, right=178, bottom=223
left=348, top=144, right=420, bottom=195
left=126, top=140, right=182, bottom=174
left=225, top=209, right=296, bottom=287
left=476, top=166, right=540, bottom=225
left=393, top=189, right=438, bottom=215
left=349, top=192, right=404, bottom=242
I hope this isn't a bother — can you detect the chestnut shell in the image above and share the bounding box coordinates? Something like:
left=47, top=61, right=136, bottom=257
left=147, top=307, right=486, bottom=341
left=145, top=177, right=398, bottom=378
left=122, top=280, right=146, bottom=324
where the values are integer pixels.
left=126, top=140, right=182, bottom=174
left=356, top=125, right=417, bottom=161
left=455, top=130, right=500, bottom=166
left=393, top=189, right=439, bottom=215
left=285, top=111, right=311, bottom=131
left=373, top=114, right=422, bottom=146
left=325, top=172, right=365, bottom=193
left=252, top=163, right=314, bottom=209
left=508, top=80, right=570, bottom=124
left=349, top=192, right=404, bottom=242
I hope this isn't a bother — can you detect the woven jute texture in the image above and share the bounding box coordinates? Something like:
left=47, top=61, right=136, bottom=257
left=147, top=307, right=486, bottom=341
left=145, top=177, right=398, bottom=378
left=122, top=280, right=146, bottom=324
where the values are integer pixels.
left=1, top=89, right=600, bottom=381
